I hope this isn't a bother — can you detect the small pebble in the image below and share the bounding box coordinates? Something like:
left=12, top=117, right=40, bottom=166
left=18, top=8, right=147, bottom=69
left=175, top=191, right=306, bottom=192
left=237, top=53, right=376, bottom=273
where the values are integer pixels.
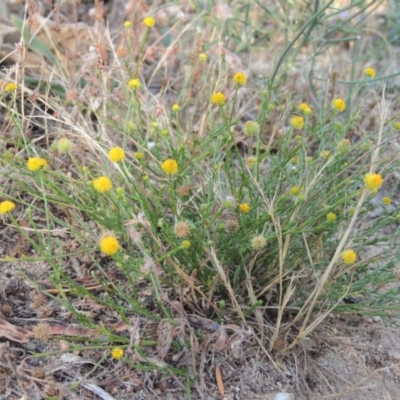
left=273, top=393, right=295, bottom=400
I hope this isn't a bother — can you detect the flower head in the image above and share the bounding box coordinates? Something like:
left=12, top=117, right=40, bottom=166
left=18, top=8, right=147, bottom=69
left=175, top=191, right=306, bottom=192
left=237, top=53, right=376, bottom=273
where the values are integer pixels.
left=364, top=67, right=376, bottom=78
left=290, top=116, right=304, bottom=129
left=382, top=197, right=391, bottom=205
left=395, top=122, right=400, bottom=130
left=243, top=121, right=260, bottom=136
left=128, top=79, right=141, bottom=89
left=111, top=347, right=124, bottom=359
left=124, top=21, right=132, bottom=28
left=341, top=249, right=357, bottom=265
left=109, top=147, right=125, bottom=162
left=246, top=156, right=257, bottom=168
left=199, top=53, right=207, bottom=61
left=364, top=173, right=383, bottom=192
left=174, top=221, right=190, bottom=238
left=320, top=150, right=331, bottom=159
left=93, top=176, right=113, bottom=193
left=298, top=102, right=310, bottom=112
left=336, top=139, right=351, bottom=154
left=133, top=152, right=144, bottom=161
left=239, top=203, right=250, bottom=213
left=233, top=72, right=247, bottom=85
left=0, top=200, right=16, bottom=215
left=211, top=92, right=226, bottom=105
left=27, top=157, right=48, bottom=172
left=182, top=240, right=191, bottom=249
left=100, top=235, right=120, bottom=256
left=290, top=186, right=300, bottom=196
left=161, top=159, right=178, bottom=175
left=143, top=17, right=155, bottom=27
left=171, top=104, right=180, bottom=112
left=4, top=82, right=17, bottom=92
left=57, top=138, right=72, bottom=153
left=304, top=107, right=312, bottom=115
left=333, top=98, right=346, bottom=112
left=326, top=212, right=337, bottom=222
left=251, top=235, right=266, bottom=250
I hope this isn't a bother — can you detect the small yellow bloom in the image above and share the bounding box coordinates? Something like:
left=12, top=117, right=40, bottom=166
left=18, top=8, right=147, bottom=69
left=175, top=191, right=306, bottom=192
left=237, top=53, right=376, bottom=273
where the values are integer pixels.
left=111, top=347, right=124, bottom=359
left=161, top=129, right=169, bottom=136
left=109, top=147, right=125, bottom=162
left=395, top=122, right=400, bottom=130
left=341, top=249, right=357, bottom=265
left=364, top=67, right=376, bottom=78
left=92, top=176, right=113, bottom=193
left=382, top=197, right=391, bottom=205
left=143, top=17, right=155, bottom=27
left=233, top=72, right=247, bottom=85
left=364, top=172, right=383, bottom=192
left=133, top=152, right=144, bottom=160
left=171, top=104, right=180, bottom=112
left=124, top=21, right=132, bottom=28
left=161, top=159, right=178, bottom=175
left=290, top=186, right=300, bottom=196
left=239, top=203, right=250, bottom=213
left=82, top=166, right=88, bottom=173
left=182, top=240, right=191, bottom=249
left=251, top=235, right=266, bottom=250
left=333, top=98, right=346, bottom=112
left=0, top=200, right=16, bottom=215
left=27, top=157, right=48, bottom=172
left=4, top=82, right=18, bottom=92
left=128, top=79, right=141, bottom=89
left=100, top=235, right=120, bottom=256
left=298, top=102, right=309, bottom=111
left=199, top=53, right=207, bottom=61
left=326, top=212, right=337, bottom=222
left=211, top=92, right=226, bottom=105
left=290, top=116, right=304, bottom=129
left=304, top=107, right=312, bottom=115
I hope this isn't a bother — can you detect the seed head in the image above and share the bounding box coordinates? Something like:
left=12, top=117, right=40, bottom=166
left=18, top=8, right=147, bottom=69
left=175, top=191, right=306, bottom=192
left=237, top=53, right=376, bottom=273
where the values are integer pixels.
left=251, top=235, right=266, bottom=250
left=174, top=221, right=190, bottom=238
